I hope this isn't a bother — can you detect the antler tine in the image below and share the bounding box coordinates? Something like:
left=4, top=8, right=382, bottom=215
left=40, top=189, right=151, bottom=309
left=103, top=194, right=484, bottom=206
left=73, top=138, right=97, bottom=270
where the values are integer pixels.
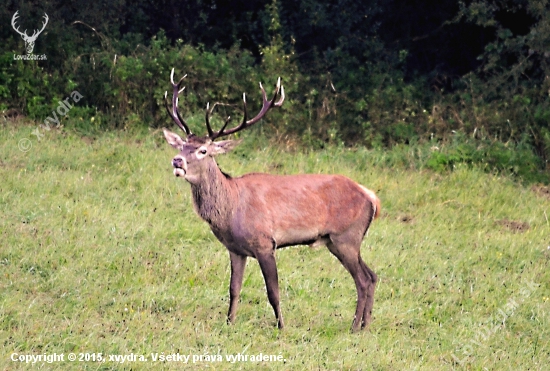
left=11, top=11, right=25, bottom=36
left=206, top=102, right=234, bottom=139
left=205, top=102, right=215, bottom=138
left=242, top=93, right=248, bottom=124
left=164, top=91, right=187, bottom=134
left=165, top=68, right=192, bottom=135
left=219, top=115, right=232, bottom=135
left=274, top=77, right=285, bottom=107
left=174, top=95, right=191, bottom=134
left=209, top=78, right=284, bottom=140
left=35, top=13, right=49, bottom=36
left=170, top=68, right=187, bottom=89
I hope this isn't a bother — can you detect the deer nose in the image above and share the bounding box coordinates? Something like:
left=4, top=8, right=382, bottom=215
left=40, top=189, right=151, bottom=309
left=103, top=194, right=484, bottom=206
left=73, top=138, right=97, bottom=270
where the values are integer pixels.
left=172, top=156, right=184, bottom=168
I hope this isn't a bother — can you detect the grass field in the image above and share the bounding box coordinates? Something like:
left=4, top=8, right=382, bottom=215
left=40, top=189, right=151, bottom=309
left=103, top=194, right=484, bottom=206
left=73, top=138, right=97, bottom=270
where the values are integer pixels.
left=1, top=123, right=549, bottom=370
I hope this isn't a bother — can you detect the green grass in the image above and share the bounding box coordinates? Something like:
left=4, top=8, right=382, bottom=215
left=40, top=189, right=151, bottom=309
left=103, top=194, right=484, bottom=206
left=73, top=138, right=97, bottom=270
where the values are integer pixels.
left=1, top=123, right=549, bottom=370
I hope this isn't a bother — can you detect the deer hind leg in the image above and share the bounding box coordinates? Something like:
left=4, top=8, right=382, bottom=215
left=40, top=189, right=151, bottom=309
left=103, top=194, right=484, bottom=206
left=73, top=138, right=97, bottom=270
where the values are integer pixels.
left=228, top=251, right=247, bottom=324
left=256, top=251, right=284, bottom=329
left=326, top=237, right=373, bottom=332
left=359, top=258, right=377, bottom=329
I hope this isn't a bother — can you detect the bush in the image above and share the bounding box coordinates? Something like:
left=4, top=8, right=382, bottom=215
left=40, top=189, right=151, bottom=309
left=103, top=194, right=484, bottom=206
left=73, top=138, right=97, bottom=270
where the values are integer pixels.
left=427, top=132, right=548, bottom=183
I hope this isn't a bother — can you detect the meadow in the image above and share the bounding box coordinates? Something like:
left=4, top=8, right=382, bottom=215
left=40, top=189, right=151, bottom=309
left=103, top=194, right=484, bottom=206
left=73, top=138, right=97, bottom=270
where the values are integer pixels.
left=0, top=122, right=549, bottom=370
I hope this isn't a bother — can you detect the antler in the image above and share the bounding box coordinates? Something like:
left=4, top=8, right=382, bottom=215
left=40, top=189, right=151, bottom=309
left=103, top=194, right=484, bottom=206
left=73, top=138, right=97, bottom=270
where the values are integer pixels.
left=31, top=13, right=49, bottom=39
left=11, top=11, right=27, bottom=38
left=206, top=78, right=285, bottom=140
left=164, top=68, right=192, bottom=135
left=11, top=11, right=49, bottom=40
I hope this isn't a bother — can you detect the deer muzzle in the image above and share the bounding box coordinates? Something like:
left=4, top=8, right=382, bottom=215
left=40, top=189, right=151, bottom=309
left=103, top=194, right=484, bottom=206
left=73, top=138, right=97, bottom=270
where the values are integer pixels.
left=172, top=156, right=187, bottom=177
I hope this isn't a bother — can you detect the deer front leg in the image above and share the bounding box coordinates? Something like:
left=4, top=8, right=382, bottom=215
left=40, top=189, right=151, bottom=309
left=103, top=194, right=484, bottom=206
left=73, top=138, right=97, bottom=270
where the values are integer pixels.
left=228, top=251, right=247, bottom=324
left=257, top=251, right=284, bottom=329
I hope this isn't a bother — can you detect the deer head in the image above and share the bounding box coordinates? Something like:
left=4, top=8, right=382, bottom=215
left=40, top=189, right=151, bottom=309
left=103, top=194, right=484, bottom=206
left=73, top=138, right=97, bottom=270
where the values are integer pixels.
left=11, top=11, right=49, bottom=54
left=163, top=69, right=284, bottom=184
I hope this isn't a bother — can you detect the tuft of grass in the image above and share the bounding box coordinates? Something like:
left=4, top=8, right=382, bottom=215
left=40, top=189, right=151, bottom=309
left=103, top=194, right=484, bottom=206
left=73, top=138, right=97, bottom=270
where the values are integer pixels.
left=0, top=123, right=549, bottom=370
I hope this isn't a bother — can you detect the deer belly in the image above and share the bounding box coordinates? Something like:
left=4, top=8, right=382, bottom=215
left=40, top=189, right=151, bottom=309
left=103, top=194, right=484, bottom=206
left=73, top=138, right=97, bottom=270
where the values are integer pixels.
left=273, top=228, right=326, bottom=248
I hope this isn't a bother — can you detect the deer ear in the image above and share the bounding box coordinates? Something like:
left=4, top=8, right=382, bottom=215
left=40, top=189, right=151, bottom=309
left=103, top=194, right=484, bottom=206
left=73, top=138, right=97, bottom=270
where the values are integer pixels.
left=163, top=128, right=185, bottom=149
left=211, top=139, right=242, bottom=155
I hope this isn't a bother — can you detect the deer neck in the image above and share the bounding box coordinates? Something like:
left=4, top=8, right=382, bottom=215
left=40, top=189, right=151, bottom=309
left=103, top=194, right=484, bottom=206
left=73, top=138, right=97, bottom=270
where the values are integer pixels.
left=190, top=158, right=234, bottom=228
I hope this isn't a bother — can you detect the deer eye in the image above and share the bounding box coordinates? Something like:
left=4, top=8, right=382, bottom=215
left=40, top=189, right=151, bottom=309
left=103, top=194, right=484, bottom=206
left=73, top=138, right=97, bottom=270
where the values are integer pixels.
left=199, top=148, right=207, bottom=155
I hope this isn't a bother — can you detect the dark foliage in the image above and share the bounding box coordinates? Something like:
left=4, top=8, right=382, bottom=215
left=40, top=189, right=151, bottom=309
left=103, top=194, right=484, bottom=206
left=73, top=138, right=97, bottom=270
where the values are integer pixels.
left=1, top=0, right=549, bottom=180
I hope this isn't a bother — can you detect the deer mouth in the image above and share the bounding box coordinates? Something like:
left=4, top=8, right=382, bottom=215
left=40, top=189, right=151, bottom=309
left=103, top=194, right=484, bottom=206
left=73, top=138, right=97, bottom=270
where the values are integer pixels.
left=173, top=168, right=186, bottom=177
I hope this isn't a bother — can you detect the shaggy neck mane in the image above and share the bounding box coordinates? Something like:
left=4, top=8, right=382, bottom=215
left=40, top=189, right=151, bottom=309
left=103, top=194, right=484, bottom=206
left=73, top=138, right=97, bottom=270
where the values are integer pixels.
left=190, top=159, right=234, bottom=228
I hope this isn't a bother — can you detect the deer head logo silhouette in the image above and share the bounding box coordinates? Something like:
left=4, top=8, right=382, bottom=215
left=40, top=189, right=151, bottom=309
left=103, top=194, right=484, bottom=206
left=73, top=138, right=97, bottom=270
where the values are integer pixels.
left=11, top=11, right=49, bottom=54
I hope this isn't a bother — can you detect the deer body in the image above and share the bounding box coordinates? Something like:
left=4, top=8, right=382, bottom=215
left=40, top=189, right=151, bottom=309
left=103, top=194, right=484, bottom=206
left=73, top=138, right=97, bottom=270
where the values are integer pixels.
left=163, top=70, right=380, bottom=331
left=193, top=165, right=377, bottom=255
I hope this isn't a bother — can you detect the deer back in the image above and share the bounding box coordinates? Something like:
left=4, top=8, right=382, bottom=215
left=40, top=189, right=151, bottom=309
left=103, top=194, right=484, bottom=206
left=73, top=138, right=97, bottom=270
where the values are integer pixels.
left=212, top=172, right=379, bottom=256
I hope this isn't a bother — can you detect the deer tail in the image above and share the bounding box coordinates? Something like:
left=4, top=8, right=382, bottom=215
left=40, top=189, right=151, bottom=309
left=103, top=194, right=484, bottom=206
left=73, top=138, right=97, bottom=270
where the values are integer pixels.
left=359, top=185, right=381, bottom=219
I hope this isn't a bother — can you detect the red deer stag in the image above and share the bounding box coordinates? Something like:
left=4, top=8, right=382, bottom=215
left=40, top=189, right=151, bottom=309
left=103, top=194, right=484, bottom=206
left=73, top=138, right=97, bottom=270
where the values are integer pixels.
left=163, top=69, right=381, bottom=331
